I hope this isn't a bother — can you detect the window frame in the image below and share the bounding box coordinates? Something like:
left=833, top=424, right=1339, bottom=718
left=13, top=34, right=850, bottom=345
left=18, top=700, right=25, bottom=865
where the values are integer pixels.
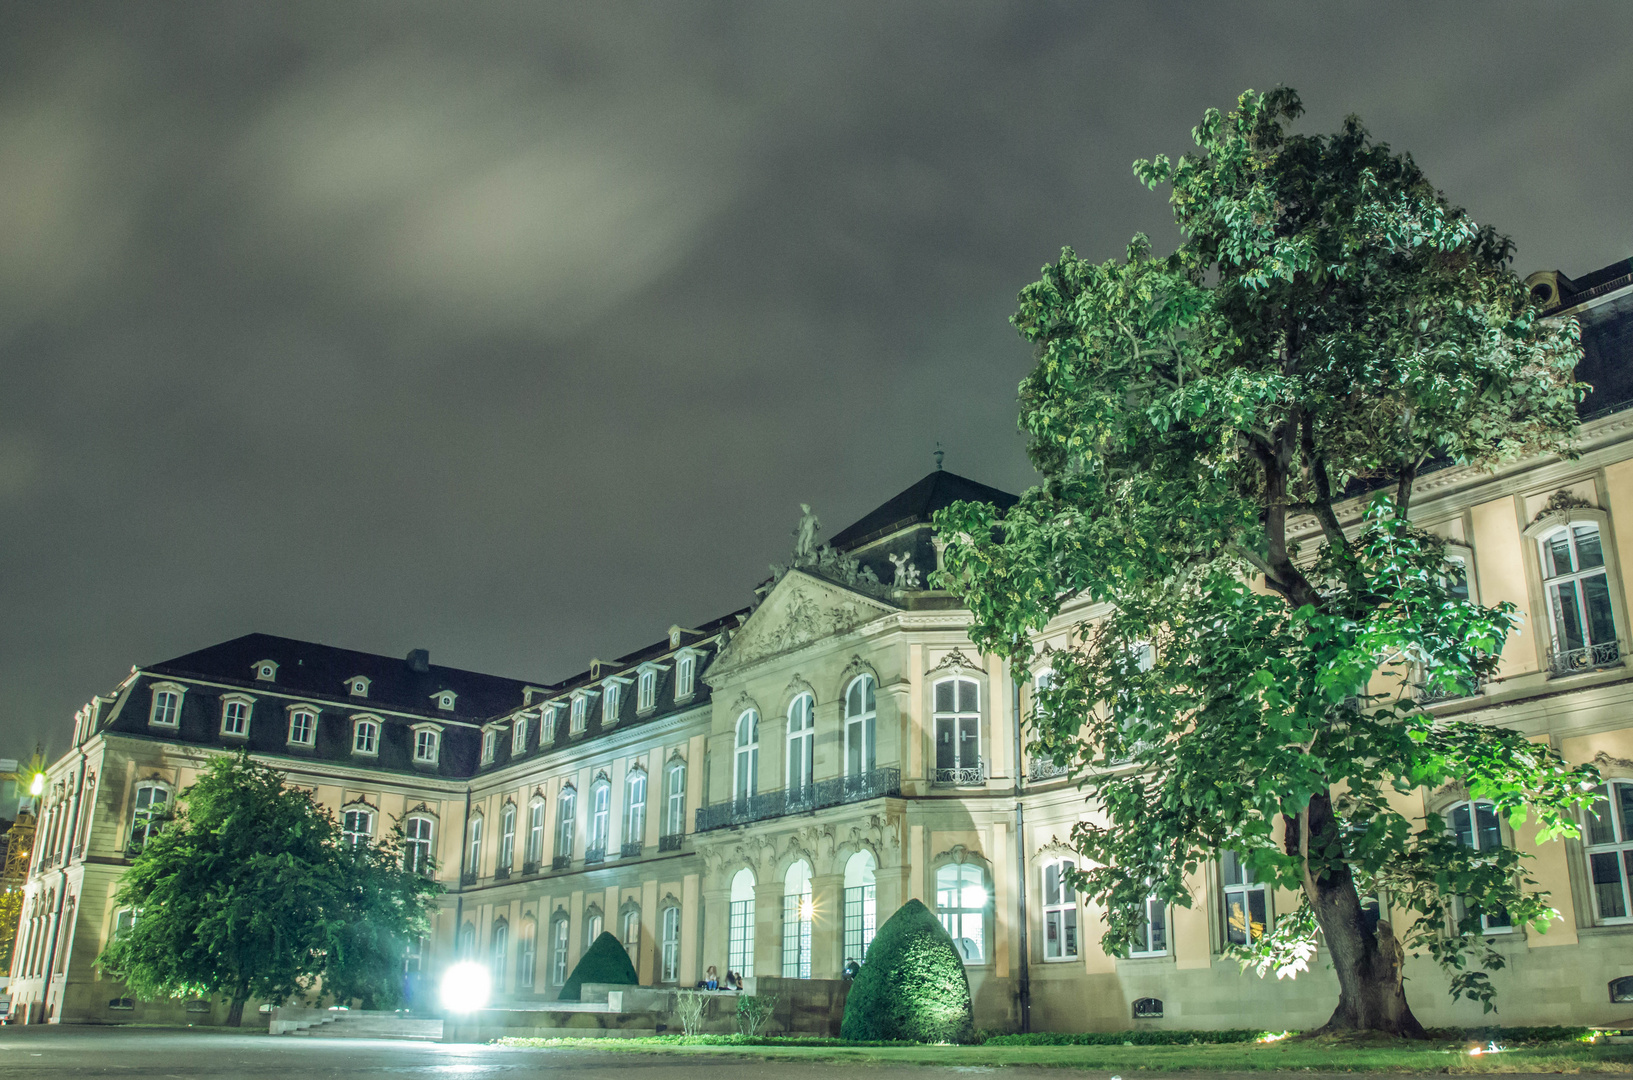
left=1524, top=509, right=1627, bottom=675
left=342, top=807, right=374, bottom=848
left=497, top=801, right=517, bottom=873
left=844, top=675, right=877, bottom=778
left=1445, top=798, right=1513, bottom=933
left=412, top=724, right=442, bottom=765
left=782, top=861, right=813, bottom=979
left=1040, top=858, right=1079, bottom=962
left=148, top=683, right=185, bottom=729
left=1221, top=850, right=1271, bottom=947
left=728, top=869, right=755, bottom=978
left=129, top=781, right=171, bottom=850
left=518, top=918, right=537, bottom=988
left=404, top=815, right=435, bottom=875
left=931, top=677, right=982, bottom=782
left=352, top=716, right=380, bottom=756
left=660, top=905, right=682, bottom=982
left=589, top=778, right=611, bottom=854
left=637, top=669, right=658, bottom=712
left=467, top=813, right=484, bottom=878
left=734, top=709, right=760, bottom=804
left=624, top=768, right=647, bottom=847
left=526, top=797, right=546, bottom=866
left=491, top=918, right=509, bottom=986
left=220, top=694, right=253, bottom=738
left=513, top=714, right=529, bottom=755
left=675, top=651, right=698, bottom=699
left=787, top=693, right=815, bottom=795
left=551, top=916, right=570, bottom=985
left=665, top=761, right=686, bottom=838
left=1585, top=780, right=1633, bottom=924
left=556, top=784, right=577, bottom=859
left=286, top=706, right=318, bottom=747
left=481, top=728, right=498, bottom=765
left=935, top=861, right=989, bottom=964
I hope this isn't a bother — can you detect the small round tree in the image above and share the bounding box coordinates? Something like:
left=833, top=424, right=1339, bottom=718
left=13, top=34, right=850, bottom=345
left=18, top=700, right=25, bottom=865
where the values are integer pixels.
left=559, top=930, right=638, bottom=1002
left=840, top=899, right=973, bottom=1043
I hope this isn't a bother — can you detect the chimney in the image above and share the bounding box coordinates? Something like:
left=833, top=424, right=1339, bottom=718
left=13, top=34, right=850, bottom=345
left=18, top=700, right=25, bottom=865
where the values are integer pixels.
left=407, top=649, right=430, bottom=673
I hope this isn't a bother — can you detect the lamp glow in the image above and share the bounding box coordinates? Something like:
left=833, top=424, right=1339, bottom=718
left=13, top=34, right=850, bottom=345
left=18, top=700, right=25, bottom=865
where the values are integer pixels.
left=29, top=774, right=44, bottom=797
left=439, top=961, right=491, bottom=1013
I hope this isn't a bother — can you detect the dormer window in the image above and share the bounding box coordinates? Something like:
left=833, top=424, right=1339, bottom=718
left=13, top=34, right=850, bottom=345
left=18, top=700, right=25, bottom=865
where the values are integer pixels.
left=220, top=694, right=254, bottom=738
left=513, top=714, right=530, bottom=753
left=542, top=703, right=562, bottom=742
left=253, top=660, right=278, bottom=682
left=287, top=705, right=319, bottom=747
left=675, top=650, right=699, bottom=699
left=601, top=676, right=631, bottom=727
left=412, top=724, right=442, bottom=765
left=481, top=728, right=498, bottom=765
left=638, top=670, right=657, bottom=712
left=569, top=693, right=592, bottom=735
left=352, top=715, right=381, bottom=756
left=148, top=683, right=186, bottom=728
left=348, top=676, right=371, bottom=698
left=433, top=690, right=457, bottom=712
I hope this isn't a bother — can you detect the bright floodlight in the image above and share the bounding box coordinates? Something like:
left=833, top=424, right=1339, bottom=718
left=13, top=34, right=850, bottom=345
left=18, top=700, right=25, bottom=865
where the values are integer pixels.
left=439, top=961, right=491, bottom=1013
left=29, top=773, right=44, bottom=797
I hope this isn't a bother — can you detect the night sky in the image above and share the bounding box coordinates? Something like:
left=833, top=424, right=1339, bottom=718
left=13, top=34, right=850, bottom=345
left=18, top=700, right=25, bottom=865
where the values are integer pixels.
left=4, top=3, right=1631, bottom=757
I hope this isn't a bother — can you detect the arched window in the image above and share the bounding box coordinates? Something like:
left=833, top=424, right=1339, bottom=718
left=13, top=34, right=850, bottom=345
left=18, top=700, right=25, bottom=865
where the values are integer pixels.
left=287, top=707, right=317, bottom=746
left=585, top=905, right=604, bottom=947
left=404, top=815, right=434, bottom=875
left=638, top=669, right=657, bottom=711
left=660, top=905, right=682, bottom=982
left=550, top=915, right=570, bottom=986
left=1222, top=850, right=1270, bottom=945
left=458, top=922, right=476, bottom=959
left=843, top=850, right=877, bottom=963
left=556, top=785, right=577, bottom=862
left=491, top=918, right=509, bottom=985
left=935, top=862, right=987, bottom=963
left=518, top=918, right=537, bottom=988
left=588, top=778, right=611, bottom=859
left=342, top=808, right=374, bottom=848
left=735, top=710, right=759, bottom=804
left=783, top=860, right=813, bottom=978
left=787, top=694, right=815, bottom=796
left=352, top=718, right=378, bottom=755
left=622, top=904, right=641, bottom=965
left=676, top=653, right=696, bottom=698
left=728, top=868, right=756, bottom=978
left=221, top=696, right=252, bottom=738
left=1538, top=521, right=1620, bottom=671
left=932, top=678, right=982, bottom=784
left=624, top=768, right=647, bottom=852
left=1040, top=859, right=1078, bottom=961
left=664, top=760, right=687, bottom=840
left=129, top=782, right=169, bottom=851
left=1587, top=781, right=1633, bottom=922
left=497, top=802, right=516, bottom=874
left=526, top=798, right=546, bottom=869
left=466, top=814, right=484, bottom=878
left=845, top=675, right=876, bottom=778
left=1447, top=799, right=1512, bottom=932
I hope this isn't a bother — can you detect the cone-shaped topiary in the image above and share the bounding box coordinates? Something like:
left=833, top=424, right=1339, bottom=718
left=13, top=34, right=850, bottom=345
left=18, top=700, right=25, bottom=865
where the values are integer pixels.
left=840, top=898, right=974, bottom=1043
left=559, top=930, right=639, bottom=1001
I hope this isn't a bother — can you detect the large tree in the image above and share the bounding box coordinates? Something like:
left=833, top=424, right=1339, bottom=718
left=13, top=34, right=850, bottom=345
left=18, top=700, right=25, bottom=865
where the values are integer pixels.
left=936, top=88, right=1598, bottom=1036
left=98, top=751, right=441, bottom=1024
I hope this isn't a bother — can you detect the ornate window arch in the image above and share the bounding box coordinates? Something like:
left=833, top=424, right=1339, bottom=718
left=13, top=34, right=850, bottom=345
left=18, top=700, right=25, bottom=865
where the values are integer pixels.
left=588, top=775, right=612, bottom=858
left=728, top=867, right=756, bottom=978
left=491, top=917, right=510, bottom=985
left=844, top=673, right=877, bottom=778
left=659, top=901, right=682, bottom=982
left=1524, top=505, right=1627, bottom=675
left=787, top=693, right=815, bottom=796
left=584, top=902, right=605, bottom=947
left=734, top=709, right=760, bottom=804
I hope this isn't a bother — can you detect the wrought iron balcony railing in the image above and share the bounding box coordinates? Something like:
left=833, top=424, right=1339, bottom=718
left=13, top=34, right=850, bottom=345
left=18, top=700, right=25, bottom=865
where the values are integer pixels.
left=494, top=865, right=512, bottom=881
left=620, top=841, right=644, bottom=859
left=694, top=767, right=902, bottom=833
left=1418, top=676, right=1486, bottom=704
left=658, top=832, right=684, bottom=852
left=551, top=854, right=572, bottom=871
left=584, top=846, right=606, bottom=865
left=459, top=871, right=478, bottom=887
left=1028, top=757, right=1071, bottom=782
left=522, top=860, right=540, bottom=876
left=933, top=759, right=987, bottom=787
left=1549, top=641, right=1622, bottom=676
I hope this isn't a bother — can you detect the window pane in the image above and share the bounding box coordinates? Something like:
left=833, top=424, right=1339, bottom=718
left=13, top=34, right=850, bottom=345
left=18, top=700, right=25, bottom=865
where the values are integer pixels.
left=935, top=681, right=953, bottom=712
left=1225, top=891, right=1248, bottom=945
left=1545, top=532, right=1575, bottom=577
left=1575, top=525, right=1605, bottom=570
left=1246, top=890, right=1267, bottom=941
left=958, top=680, right=978, bottom=714
left=1474, top=803, right=1502, bottom=851
left=1593, top=852, right=1629, bottom=920
left=1043, top=863, right=1061, bottom=906
left=1551, top=583, right=1587, bottom=651
left=1451, top=804, right=1474, bottom=849
left=1147, top=898, right=1167, bottom=952
left=1583, top=573, right=1617, bottom=645
left=1061, top=907, right=1077, bottom=957
left=1617, top=784, right=1633, bottom=844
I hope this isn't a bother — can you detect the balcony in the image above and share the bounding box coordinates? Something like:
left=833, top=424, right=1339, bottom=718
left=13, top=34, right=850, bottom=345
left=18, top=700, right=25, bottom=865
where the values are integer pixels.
left=1028, top=757, right=1071, bottom=783
left=494, top=865, right=512, bottom=881
left=694, top=767, right=901, bottom=833
left=522, top=860, right=541, bottom=876
left=584, top=847, right=606, bottom=865
left=658, top=832, right=684, bottom=852
left=459, top=871, right=478, bottom=887
left=551, top=855, right=572, bottom=871
left=933, top=759, right=988, bottom=787
left=620, top=841, right=643, bottom=859
left=1549, top=641, right=1622, bottom=676
left=1418, top=676, right=1486, bottom=705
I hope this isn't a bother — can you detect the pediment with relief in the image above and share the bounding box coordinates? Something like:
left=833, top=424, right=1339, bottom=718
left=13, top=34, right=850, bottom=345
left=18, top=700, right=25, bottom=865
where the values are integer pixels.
left=711, top=570, right=897, bottom=676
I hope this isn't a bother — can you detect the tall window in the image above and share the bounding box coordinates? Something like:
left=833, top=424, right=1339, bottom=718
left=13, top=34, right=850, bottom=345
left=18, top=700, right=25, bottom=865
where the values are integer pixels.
left=129, top=783, right=169, bottom=849
left=1222, top=850, right=1270, bottom=946
left=405, top=816, right=434, bottom=875
left=149, top=688, right=180, bottom=728
left=221, top=698, right=251, bottom=737
left=467, top=814, right=484, bottom=877
left=936, top=862, right=986, bottom=962
left=589, top=779, right=611, bottom=855
left=342, top=809, right=373, bottom=848
left=353, top=718, right=378, bottom=754
left=1041, top=860, right=1078, bottom=961
left=414, top=728, right=440, bottom=764
left=933, top=678, right=981, bottom=782
left=518, top=918, right=537, bottom=987
left=526, top=799, right=546, bottom=866
left=481, top=729, right=497, bottom=764
left=661, top=906, right=681, bottom=982
left=845, top=675, right=876, bottom=778
left=625, top=769, right=647, bottom=848
left=665, top=761, right=686, bottom=837
left=497, top=802, right=516, bottom=873
left=458, top=922, right=476, bottom=959
left=513, top=714, right=528, bottom=753
left=570, top=695, right=587, bottom=734
left=783, top=860, right=813, bottom=978
left=843, top=851, right=877, bottom=964
left=491, top=919, right=509, bottom=985
left=1130, top=894, right=1169, bottom=957
left=556, top=785, right=577, bottom=859
left=604, top=682, right=622, bottom=724
left=1539, top=522, right=1619, bottom=669
left=787, top=694, right=815, bottom=795
left=543, top=705, right=560, bottom=742
left=551, top=917, right=570, bottom=985
left=585, top=908, right=604, bottom=945
left=735, top=710, right=759, bottom=804
left=638, top=670, right=656, bottom=711
left=288, top=709, right=317, bottom=746
left=1448, top=799, right=1512, bottom=932
left=1586, top=781, right=1633, bottom=922
left=728, top=868, right=756, bottom=978
left=676, top=653, right=696, bottom=697
left=622, top=906, right=641, bottom=965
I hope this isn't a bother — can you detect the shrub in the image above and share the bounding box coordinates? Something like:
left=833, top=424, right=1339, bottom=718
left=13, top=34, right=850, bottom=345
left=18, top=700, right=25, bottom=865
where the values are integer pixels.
left=559, top=931, right=638, bottom=1001
left=674, top=989, right=708, bottom=1036
left=984, top=1029, right=1265, bottom=1046
left=736, top=994, right=779, bottom=1037
left=840, top=898, right=973, bottom=1043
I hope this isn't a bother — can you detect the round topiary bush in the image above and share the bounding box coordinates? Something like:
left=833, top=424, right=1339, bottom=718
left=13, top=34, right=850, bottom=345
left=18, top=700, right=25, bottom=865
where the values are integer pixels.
left=559, top=930, right=639, bottom=1001
left=840, top=897, right=973, bottom=1043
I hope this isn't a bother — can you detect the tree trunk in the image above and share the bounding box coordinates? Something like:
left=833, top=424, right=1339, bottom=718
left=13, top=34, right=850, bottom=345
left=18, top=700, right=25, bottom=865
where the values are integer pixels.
left=1293, top=795, right=1426, bottom=1038
left=227, top=996, right=246, bottom=1027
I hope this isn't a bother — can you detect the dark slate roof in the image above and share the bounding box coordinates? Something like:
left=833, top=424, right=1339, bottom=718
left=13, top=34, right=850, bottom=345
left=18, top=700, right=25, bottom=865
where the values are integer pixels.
left=148, top=632, right=544, bottom=721
left=828, top=470, right=1020, bottom=551
left=1579, top=290, right=1633, bottom=420
left=1562, top=258, right=1633, bottom=307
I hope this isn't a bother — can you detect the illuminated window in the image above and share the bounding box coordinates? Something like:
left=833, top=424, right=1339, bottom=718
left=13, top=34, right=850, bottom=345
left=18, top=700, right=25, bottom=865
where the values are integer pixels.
left=467, top=814, right=484, bottom=877
left=782, top=861, right=813, bottom=978
left=936, top=862, right=987, bottom=963
left=787, top=694, right=814, bottom=795
left=1586, top=781, right=1633, bottom=923
left=1041, top=860, right=1078, bottom=961
left=676, top=653, right=697, bottom=698
left=845, top=675, right=876, bottom=778
left=735, top=710, right=759, bottom=804
left=556, top=785, right=577, bottom=860
left=491, top=919, right=509, bottom=985
left=1448, top=799, right=1512, bottom=932
left=404, top=816, right=434, bottom=875
left=518, top=918, right=537, bottom=987
left=843, top=850, right=877, bottom=964
left=551, top=917, right=570, bottom=985
left=625, top=769, right=647, bottom=847
left=342, top=809, right=373, bottom=848
left=497, top=802, right=516, bottom=873
left=665, top=761, right=686, bottom=838
left=526, top=798, right=546, bottom=866
left=932, top=678, right=981, bottom=783
left=352, top=718, right=378, bottom=755
left=728, top=868, right=755, bottom=978
left=149, top=687, right=182, bottom=728
left=1538, top=522, right=1620, bottom=670
left=1222, top=850, right=1270, bottom=946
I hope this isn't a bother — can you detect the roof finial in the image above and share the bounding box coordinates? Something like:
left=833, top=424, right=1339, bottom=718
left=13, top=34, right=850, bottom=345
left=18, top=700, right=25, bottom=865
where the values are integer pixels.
left=933, top=442, right=944, bottom=471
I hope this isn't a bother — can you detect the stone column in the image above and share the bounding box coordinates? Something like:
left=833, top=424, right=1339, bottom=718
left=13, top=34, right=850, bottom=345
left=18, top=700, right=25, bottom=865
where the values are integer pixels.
left=809, top=872, right=845, bottom=978
left=701, top=885, right=731, bottom=982
left=753, top=880, right=783, bottom=980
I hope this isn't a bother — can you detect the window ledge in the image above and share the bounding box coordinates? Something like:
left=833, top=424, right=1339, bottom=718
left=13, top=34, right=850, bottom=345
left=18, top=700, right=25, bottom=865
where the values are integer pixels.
left=1576, top=923, right=1633, bottom=938
left=1121, top=953, right=1174, bottom=964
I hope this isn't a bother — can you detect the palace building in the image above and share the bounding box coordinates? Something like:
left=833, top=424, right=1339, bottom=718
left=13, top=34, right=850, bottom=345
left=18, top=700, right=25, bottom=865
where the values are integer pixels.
left=9, top=257, right=1633, bottom=1031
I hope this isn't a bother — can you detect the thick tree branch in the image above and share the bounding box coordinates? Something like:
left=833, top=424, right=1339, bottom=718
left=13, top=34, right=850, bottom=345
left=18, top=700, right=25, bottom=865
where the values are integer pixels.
left=1300, top=411, right=1349, bottom=548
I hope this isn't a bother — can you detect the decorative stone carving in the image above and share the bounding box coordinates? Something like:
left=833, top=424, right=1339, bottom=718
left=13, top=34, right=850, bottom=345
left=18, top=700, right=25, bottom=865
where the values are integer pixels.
left=927, top=647, right=982, bottom=675
left=769, top=503, right=892, bottom=599
left=1595, top=750, right=1633, bottom=773
left=1033, top=835, right=1079, bottom=862
left=1534, top=488, right=1596, bottom=523
left=717, top=581, right=882, bottom=670
left=888, top=551, right=921, bottom=590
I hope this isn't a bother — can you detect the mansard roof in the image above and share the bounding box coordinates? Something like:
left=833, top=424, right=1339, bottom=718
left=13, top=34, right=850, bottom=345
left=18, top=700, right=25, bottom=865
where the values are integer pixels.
left=148, top=632, right=544, bottom=720
left=828, top=469, right=1019, bottom=551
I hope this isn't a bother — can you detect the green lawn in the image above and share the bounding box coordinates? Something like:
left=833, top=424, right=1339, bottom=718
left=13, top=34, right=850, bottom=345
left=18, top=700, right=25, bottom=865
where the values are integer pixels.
left=494, top=1035, right=1633, bottom=1072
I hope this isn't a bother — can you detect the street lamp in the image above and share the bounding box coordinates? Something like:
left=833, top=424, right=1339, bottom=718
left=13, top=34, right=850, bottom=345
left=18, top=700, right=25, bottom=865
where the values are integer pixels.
left=438, top=961, right=491, bottom=1013
left=29, top=773, right=44, bottom=797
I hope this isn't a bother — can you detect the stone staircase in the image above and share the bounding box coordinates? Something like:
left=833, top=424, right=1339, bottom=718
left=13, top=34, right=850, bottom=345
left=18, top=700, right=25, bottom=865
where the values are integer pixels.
left=270, top=1007, right=443, bottom=1040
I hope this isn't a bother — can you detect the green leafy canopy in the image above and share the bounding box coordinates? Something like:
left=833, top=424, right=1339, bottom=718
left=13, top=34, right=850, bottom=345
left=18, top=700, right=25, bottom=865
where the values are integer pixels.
left=934, top=88, right=1598, bottom=1020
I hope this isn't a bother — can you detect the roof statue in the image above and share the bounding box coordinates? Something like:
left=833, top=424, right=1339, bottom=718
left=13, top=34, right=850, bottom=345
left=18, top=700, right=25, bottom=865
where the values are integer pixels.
left=795, top=503, right=821, bottom=562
